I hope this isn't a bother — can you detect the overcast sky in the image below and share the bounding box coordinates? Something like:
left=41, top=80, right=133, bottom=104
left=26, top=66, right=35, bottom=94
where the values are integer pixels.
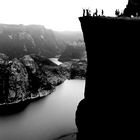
left=0, top=0, right=128, bottom=31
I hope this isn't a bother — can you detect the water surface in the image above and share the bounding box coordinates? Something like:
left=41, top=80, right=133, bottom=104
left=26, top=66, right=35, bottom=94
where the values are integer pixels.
left=0, top=80, right=85, bottom=140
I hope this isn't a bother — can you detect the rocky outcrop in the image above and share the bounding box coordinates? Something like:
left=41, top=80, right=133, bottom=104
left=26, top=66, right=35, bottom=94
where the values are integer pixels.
left=60, top=59, right=87, bottom=80
left=77, top=11, right=140, bottom=139
left=8, top=58, right=30, bottom=103
left=0, top=52, right=86, bottom=105
left=0, top=53, right=9, bottom=104
left=70, top=60, right=87, bottom=79
left=0, top=53, right=67, bottom=105
left=58, top=41, right=86, bottom=62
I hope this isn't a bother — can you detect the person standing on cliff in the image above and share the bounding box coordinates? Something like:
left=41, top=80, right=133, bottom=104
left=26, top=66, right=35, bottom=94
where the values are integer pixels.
left=101, top=9, right=104, bottom=16
left=83, top=9, right=85, bottom=16
left=88, top=9, right=91, bottom=16
left=95, top=8, right=98, bottom=16
left=85, top=9, right=91, bottom=16
left=86, top=9, right=89, bottom=16
left=115, top=9, right=120, bottom=17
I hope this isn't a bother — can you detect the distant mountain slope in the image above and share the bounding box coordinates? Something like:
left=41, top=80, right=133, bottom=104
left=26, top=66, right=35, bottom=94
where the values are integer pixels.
left=53, top=31, right=84, bottom=54
left=54, top=31, right=83, bottom=42
left=0, top=23, right=85, bottom=60
left=58, top=40, right=86, bottom=62
left=0, top=24, right=58, bottom=59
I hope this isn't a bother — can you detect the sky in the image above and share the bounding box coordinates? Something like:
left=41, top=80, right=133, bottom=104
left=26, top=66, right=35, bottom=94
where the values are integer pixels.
left=0, top=0, right=128, bottom=31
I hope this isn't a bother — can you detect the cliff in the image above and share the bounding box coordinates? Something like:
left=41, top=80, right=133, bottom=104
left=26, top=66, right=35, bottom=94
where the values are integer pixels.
left=60, top=59, right=87, bottom=80
left=0, top=53, right=86, bottom=106
left=76, top=16, right=139, bottom=139
left=0, top=53, right=66, bottom=105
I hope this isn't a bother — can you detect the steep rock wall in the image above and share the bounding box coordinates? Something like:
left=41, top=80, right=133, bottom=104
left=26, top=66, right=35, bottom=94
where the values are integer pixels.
left=76, top=16, right=139, bottom=139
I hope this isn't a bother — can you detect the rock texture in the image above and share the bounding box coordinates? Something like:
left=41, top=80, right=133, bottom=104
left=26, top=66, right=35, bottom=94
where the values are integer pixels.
left=0, top=24, right=84, bottom=59
left=0, top=53, right=67, bottom=105
left=58, top=41, right=86, bottom=62
left=60, top=59, right=87, bottom=80
left=0, top=53, right=9, bottom=103
left=8, top=58, right=29, bottom=103
left=70, top=60, right=87, bottom=79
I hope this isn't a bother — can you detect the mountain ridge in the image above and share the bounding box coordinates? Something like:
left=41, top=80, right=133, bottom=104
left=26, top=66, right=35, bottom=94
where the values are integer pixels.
left=0, top=23, right=84, bottom=59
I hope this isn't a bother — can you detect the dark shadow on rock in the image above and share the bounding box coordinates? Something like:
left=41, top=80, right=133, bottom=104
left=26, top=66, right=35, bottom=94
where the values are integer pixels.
left=0, top=100, right=30, bottom=116
left=75, top=99, right=89, bottom=140
left=0, top=95, right=49, bottom=116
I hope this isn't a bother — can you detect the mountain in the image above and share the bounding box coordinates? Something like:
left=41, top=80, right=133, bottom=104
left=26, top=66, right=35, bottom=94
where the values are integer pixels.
left=58, top=40, right=86, bottom=62
left=53, top=31, right=84, bottom=54
left=53, top=31, right=86, bottom=62
left=0, top=24, right=58, bottom=59
left=0, top=23, right=86, bottom=105
left=0, top=24, right=85, bottom=59
left=54, top=31, right=83, bottom=42
left=0, top=53, right=66, bottom=105
left=0, top=52, right=87, bottom=105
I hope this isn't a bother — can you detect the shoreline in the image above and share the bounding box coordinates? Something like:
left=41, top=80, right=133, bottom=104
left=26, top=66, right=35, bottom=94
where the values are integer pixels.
left=54, top=132, right=77, bottom=140
left=0, top=79, right=85, bottom=106
left=0, top=89, right=53, bottom=106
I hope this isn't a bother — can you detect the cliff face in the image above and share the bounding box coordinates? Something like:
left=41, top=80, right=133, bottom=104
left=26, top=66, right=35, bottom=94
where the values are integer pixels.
left=76, top=16, right=139, bottom=139
left=8, top=58, right=30, bottom=103
left=59, top=41, right=86, bottom=62
left=79, top=16, right=140, bottom=99
left=0, top=52, right=86, bottom=105
left=0, top=53, right=66, bottom=105
left=60, top=59, right=87, bottom=80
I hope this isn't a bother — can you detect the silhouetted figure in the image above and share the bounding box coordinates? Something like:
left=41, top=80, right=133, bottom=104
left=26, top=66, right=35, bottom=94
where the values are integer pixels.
left=101, top=9, right=104, bottom=16
left=83, top=9, right=85, bottom=17
left=95, top=8, right=98, bottom=16
left=89, top=9, right=91, bottom=16
left=115, top=9, right=120, bottom=17
left=86, top=9, right=91, bottom=16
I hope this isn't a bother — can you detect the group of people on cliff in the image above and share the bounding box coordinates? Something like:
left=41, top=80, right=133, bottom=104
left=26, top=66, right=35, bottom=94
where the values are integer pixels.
left=83, top=8, right=104, bottom=17
left=82, top=8, right=122, bottom=17
left=83, top=8, right=140, bottom=18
